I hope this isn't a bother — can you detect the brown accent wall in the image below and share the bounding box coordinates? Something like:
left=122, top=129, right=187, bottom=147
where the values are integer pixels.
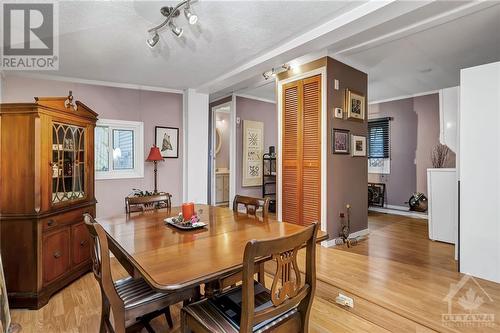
left=327, top=57, right=368, bottom=237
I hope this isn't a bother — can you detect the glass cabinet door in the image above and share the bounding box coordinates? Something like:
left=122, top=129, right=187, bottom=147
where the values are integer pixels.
left=51, top=122, right=86, bottom=204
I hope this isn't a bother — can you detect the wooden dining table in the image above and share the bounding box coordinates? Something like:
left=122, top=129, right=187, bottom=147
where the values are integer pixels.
left=97, top=204, right=328, bottom=293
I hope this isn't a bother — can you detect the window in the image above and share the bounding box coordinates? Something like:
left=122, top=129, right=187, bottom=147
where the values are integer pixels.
left=368, top=117, right=391, bottom=174
left=95, top=119, right=144, bottom=180
left=368, top=118, right=390, bottom=158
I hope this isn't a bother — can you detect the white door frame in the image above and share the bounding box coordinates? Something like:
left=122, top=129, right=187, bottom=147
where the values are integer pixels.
left=277, top=67, right=327, bottom=232
left=210, top=101, right=235, bottom=205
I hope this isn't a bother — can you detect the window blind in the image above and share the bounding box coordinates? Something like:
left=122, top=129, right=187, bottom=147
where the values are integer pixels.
left=368, top=117, right=391, bottom=158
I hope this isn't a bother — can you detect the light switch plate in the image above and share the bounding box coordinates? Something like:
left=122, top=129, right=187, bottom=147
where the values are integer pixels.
left=334, top=79, right=340, bottom=90
left=334, top=107, right=343, bottom=119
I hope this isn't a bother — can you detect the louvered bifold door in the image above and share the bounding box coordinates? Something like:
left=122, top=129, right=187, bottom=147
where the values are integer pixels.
left=301, top=75, right=321, bottom=225
left=282, top=81, right=302, bottom=225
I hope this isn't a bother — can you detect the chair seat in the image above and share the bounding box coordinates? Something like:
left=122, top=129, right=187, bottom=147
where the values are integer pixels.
left=182, top=283, right=298, bottom=333
left=114, top=277, right=169, bottom=310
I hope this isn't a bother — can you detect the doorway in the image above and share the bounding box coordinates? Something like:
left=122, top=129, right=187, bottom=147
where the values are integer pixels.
left=211, top=103, right=232, bottom=206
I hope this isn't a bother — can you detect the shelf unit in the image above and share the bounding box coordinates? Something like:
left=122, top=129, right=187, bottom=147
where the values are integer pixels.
left=262, top=152, right=276, bottom=212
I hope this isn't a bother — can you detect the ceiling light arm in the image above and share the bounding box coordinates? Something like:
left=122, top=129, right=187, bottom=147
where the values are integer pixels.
left=147, top=0, right=191, bottom=33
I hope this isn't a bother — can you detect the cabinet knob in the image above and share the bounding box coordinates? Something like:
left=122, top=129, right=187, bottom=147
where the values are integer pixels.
left=53, top=251, right=62, bottom=259
left=47, top=219, right=56, bottom=227
left=80, top=240, right=88, bottom=247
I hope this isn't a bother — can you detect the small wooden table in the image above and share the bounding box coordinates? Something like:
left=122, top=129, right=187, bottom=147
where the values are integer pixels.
left=97, top=204, right=328, bottom=292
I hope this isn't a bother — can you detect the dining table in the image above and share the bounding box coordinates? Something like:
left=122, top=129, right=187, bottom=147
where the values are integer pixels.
left=97, top=204, right=328, bottom=293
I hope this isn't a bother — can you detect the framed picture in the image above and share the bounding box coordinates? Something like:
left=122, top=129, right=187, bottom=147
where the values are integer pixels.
left=351, top=135, right=366, bottom=157
left=155, top=126, right=179, bottom=158
left=345, top=89, right=365, bottom=121
left=242, top=120, right=264, bottom=187
left=332, top=129, right=350, bottom=154
left=368, top=183, right=386, bottom=207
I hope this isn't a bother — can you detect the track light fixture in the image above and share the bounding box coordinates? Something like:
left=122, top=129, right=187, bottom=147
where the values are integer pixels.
left=147, top=32, right=160, bottom=48
left=263, top=64, right=291, bottom=80
left=147, top=0, right=198, bottom=48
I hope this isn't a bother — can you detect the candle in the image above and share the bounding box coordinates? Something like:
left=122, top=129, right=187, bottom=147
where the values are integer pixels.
left=182, top=202, right=195, bottom=219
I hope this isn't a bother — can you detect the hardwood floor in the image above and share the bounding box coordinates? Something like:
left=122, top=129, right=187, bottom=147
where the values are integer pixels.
left=10, top=212, right=500, bottom=332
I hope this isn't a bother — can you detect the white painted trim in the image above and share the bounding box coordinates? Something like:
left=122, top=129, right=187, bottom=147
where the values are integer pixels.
left=95, top=119, right=144, bottom=180
left=322, top=228, right=370, bottom=248
left=210, top=101, right=232, bottom=205
left=4, top=72, right=183, bottom=94
left=182, top=92, right=188, bottom=202
left=234, top=94, right=276, bottom=105
left=369, top=206, right=428, bottom=219
left=229, top=95, right=237, bottom=205
left=277, top=66, right=327, bottom=233
left=368, top=89, right=440, bottom=105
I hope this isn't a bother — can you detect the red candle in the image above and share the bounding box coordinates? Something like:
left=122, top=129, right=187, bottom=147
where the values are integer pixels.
left=182, top=202, right=195, bottom=219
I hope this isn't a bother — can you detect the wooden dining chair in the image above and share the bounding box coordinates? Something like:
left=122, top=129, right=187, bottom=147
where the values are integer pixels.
left=182, top=222, right=319, bottom=333
left=84, top=214, right=196, bottom=333
left=214, top=195, right=270, bottom=292
left=125, top=192, right=172, bottom=213
left=233, top=195, right=270, bottom=218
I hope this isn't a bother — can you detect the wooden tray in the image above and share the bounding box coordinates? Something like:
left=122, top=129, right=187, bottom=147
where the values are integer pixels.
left=164, top=217, right=207, bottom=230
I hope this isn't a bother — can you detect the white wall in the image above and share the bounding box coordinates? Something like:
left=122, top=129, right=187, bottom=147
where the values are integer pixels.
left=183, top=89, right=209, bottom=204
left=460, top=61, right=500, bottom=283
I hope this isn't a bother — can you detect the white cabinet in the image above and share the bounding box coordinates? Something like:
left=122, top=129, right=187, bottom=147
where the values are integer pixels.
left=427, top=168, right=457, bottom=244
left=216, top=173, right=229, bottom=204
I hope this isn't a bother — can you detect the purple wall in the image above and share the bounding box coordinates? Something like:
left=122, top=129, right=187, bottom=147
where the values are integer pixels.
left=368, top=99, right=417, bottom=207
left=2, top=75, right=183, bottom=218
left=368, top=93, right=456, bottom=207
left=327, top=58, right=368, bottom=236
left=236, top=96, right=276, bottom=198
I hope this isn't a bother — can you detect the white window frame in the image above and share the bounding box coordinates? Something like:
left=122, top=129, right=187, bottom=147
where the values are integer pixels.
left=95, top=119, right=144, bottom=180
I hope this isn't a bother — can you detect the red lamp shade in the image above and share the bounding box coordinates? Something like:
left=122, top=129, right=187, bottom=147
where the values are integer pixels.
left=146, top=146, right=164, bottom=162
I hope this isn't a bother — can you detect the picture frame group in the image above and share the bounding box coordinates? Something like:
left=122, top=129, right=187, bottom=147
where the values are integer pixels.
left=332, top=128, right=366, bottom=157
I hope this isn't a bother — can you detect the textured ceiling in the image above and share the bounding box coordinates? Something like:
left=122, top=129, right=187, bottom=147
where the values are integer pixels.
left=31, top=1, right=364, bottom=89
left=238, top=3, right=500, bottom=103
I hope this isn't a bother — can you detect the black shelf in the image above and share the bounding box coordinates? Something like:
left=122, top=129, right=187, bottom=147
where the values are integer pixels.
left=262, top=152, right=277, bottom=212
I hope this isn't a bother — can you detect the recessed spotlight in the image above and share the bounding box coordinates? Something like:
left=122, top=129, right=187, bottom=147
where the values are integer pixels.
left=147, top=32, right=160, bottom=48
left=169, top=22, right=183, bottom=38
left=419, top=68, right=432, bottom=73
left=184, top=7, right=198, bottom=25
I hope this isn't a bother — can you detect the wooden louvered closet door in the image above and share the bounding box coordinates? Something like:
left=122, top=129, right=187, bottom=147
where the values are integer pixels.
left=282, top=75, right=321, bottom=226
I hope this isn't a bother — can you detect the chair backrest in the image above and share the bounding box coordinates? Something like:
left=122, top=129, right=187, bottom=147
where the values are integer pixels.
left=125, top=192, right=172, bottom=213
left=233, top=195, right=270, bottom=218
left=239, top=222, right=318, bottom=333
left=83, top=214, right=126, bottom=331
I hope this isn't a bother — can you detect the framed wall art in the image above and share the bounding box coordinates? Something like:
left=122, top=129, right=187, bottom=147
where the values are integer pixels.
left=332, top=129, right=350, bottom=154
left=155, top=126, right=179, bottom=158
left=345, top=89, right=365, bottom=121
left=351, top=135, right=366, bottom=157
left=242, top=120, right=264, bottom=187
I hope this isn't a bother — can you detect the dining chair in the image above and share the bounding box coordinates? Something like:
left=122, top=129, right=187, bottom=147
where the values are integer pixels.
left=84, top=214, right=196, bottom=333
left=125, top=192, right=172, bottom=213
left=182, top=222, right=319, bottom=333
left=233, top=195, right=270, bottom=218
left=215, top=195, right=270, bottom=292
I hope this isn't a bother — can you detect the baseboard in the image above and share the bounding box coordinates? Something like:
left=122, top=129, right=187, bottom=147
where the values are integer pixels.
left=369, top=206, right=427, bottom=219
left=322, top=228, right=369, bottom=248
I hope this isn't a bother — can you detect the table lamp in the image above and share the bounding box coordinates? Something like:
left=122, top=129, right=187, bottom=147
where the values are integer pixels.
left=146, top=145, right=164, bottom=193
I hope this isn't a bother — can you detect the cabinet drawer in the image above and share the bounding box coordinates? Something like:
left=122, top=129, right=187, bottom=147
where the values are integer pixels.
left=43, top=228, right=70, bottom=285
left=42, top=206, right=95, bottom=232
left=72, top=222, right=91, bottom=266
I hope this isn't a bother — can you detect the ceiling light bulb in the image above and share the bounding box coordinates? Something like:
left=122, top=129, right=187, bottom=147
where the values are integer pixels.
left=169, top=22, right=183, bottom=38
left=147, top=32, right=160, bottom=48
left=184, top=8, right=198, bottom=25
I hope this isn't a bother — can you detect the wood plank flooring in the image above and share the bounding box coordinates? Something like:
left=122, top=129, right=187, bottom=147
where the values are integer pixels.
left=10, top=212, right=500, bottom=332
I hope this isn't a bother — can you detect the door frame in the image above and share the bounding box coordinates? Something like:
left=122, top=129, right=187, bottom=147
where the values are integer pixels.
left=210, top=100, right=236, bottom=206
left=277, top=67, right=327, bottom=233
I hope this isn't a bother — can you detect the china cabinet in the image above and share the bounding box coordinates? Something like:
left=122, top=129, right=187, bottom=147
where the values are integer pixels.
left=0, top=92, right=98, bottom=309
